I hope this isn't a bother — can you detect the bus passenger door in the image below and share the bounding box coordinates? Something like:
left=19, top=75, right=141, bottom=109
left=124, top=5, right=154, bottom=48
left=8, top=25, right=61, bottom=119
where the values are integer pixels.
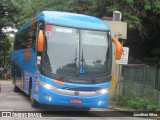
left=12, top=62, right=23, bottom=89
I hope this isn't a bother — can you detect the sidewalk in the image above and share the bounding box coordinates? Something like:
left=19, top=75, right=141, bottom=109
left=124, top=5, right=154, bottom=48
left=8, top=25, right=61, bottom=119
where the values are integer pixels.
left=0, top=80, right=12, bottom=84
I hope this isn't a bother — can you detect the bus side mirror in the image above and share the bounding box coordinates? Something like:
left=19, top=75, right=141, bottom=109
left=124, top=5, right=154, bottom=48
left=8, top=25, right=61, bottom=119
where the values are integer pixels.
left=112, top=38, right=122, bottom=60
left=37, top=30, right=44, bottom=52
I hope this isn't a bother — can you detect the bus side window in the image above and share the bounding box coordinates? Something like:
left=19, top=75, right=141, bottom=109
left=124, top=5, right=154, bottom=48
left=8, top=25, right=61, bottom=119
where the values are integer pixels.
left=14, top=34, right=18, bottom=50
left=21, top=29, right=28, bottom=49
left=32, top=23, right=37, bottom=50
left=14, top=31, right=27, bottom=50
left=28, top=22, right=37, bottom=51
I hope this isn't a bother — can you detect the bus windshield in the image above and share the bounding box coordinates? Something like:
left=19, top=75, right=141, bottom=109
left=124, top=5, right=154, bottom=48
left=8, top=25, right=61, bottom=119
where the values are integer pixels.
left=42, top=25, right=111, bottom=80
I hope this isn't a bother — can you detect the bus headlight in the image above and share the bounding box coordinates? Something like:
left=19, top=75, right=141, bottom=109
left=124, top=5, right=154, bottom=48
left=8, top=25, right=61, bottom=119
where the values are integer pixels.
left=96, top=88, right=109, bottom=94
left=39, top=81, right=56, bottom=90
left=44, top=83, right=53, bottom=89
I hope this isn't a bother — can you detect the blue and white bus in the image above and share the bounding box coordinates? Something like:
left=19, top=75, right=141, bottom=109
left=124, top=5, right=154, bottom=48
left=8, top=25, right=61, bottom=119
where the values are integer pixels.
left=11, top=11, right=122, bottom=110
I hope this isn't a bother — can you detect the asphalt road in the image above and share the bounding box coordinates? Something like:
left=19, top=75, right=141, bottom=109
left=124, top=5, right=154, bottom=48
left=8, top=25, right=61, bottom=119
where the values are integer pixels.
left=0, top=80, right=156, bottom=120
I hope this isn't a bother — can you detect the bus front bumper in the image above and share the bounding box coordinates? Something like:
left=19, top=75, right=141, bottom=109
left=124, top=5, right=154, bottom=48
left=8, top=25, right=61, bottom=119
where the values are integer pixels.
left=37, top=84, right=109, bottom=108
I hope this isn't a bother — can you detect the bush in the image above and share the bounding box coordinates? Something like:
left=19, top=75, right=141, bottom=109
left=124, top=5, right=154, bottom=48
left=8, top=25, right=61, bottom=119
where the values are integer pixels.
left=116, top=92, right=158, bottom=111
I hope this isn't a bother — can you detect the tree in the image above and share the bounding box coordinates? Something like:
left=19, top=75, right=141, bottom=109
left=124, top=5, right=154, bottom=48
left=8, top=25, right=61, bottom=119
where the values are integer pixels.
left=0, top=0, right=22, bottom=77
left=104, top=0, right=160, bottom=66
left=0, top=37, right=11, bottom=77
left=0, top=0, right=23, bottom=31
left=15, top=0, right=69, bottom=28
left=66, top=0, right=109, bottom=17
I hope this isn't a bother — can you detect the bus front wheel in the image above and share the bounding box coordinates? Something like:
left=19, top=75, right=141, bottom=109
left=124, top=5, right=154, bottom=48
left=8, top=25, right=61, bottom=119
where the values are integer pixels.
left=13, top=74, right=19, bottom=92
left=80, top=107, right=91, bottom=111
left=14, top=85, right=19, bottom=92
left=29, top=80, right=39, bottom=108
left=30, top=96, right=39, bottom=108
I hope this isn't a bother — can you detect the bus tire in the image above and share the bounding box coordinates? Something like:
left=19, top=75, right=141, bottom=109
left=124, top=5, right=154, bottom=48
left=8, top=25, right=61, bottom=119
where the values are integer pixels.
left=14, top=85, right=19, bottom=92
left=13, top=74, right=19, bottom=92
left=30, top=96, right=39, bottom=108
left=29, top=80, right=39, bottom=108
left=81, top=107, right=91, bottom=111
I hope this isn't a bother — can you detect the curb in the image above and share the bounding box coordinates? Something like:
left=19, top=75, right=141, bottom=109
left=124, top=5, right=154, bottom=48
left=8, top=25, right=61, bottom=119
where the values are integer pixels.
left=108, top=106, right=126, bottom=111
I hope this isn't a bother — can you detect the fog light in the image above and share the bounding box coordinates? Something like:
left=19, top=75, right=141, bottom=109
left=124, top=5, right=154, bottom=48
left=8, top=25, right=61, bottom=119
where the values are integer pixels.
left=98, top=100, right=105, bottom=105
left=48, top=96, right=52, bottom=101
left=44, top=94, right=52, bottom=101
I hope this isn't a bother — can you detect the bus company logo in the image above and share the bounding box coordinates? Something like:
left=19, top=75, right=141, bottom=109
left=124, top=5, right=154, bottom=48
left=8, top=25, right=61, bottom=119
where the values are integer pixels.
left=1, top=112, right=42, bottom=118
left=74, top=91, right=79, bottom=96
left=56, top=27, right=72, bottom=33
left=69, top=79, right=87, bottom=84
left=2, top=112, right=12, bottom=117
left=84, top=32, right=105, bottom=43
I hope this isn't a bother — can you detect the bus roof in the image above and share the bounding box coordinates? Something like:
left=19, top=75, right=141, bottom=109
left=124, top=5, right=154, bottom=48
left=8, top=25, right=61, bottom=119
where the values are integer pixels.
left=18, top=11, right=110, bottom=32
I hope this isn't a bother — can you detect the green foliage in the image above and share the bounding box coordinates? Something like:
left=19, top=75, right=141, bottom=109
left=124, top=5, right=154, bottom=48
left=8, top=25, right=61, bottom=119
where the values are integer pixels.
left=144, top=4, right=152, bottom=11
left=0, top=0, right=17, bottom=76
left=66, top=0, right=110, bottom=17
left=116, top=93, right=158, bottom=111
left=154, top=1, right=160, bottom=13
left=156, top=107, right=160, bottom=111
left=3, top=0, right=159, bottom=36
left=106, top=5, right=122, bottom=16
left=146, top=104, right=157, bottom=111
left=123, top=12, right=141, bottom=29
left=0, top=36, right=12, bottom=77
left=143, top=0, right=152, bottom=10
left=14, top=0, right=69, bottom=28
left=0, top=0, right=22, bottom=29
left=143, top=48, right=160, bottom=68
left=125, top=0, right=134, bottom=5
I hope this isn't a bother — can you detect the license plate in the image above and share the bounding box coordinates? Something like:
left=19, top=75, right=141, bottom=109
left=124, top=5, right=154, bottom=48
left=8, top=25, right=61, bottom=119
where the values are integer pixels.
left=70, top=99, right=82, bottom=104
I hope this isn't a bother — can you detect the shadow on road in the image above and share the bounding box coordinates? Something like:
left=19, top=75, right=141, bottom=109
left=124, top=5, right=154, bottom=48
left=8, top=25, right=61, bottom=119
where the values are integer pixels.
left=17, top=90, right=133, bottom=117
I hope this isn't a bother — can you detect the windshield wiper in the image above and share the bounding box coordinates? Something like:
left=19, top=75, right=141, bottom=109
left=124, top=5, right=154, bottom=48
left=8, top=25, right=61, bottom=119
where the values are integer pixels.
left=80, top=49, right=87, bottom=74
left=74, top=48, right=79, bottom=77
left=73, top=49, right=88, bottom=75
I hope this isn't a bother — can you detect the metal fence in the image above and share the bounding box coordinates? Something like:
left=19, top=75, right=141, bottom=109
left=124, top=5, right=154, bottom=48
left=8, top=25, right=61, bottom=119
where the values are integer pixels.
left=121, top=65, right=160, bottom=106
